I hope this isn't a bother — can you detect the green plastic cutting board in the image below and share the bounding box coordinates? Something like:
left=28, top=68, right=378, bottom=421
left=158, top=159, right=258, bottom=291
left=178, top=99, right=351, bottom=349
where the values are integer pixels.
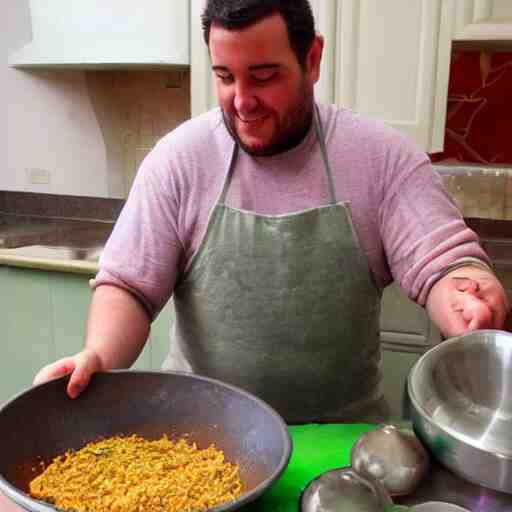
left=240, top=423, right=377, bottom=512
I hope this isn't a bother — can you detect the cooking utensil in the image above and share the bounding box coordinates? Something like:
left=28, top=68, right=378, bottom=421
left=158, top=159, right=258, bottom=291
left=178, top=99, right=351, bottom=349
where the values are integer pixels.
left=0, top=370, right=292, bottom=512
left=351, top=424, right=429, bottom=496
left=408, top=329, right=512, bottom=494
left=300, top=466, right=393, bottom=512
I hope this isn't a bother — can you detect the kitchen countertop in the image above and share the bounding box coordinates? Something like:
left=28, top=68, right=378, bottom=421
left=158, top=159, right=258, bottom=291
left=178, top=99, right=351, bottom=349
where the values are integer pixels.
left=0, top=215, right=110, bottom=274
left=0, top=245, right=100, bottom=274
left=1, top=215, right=511, bottom=276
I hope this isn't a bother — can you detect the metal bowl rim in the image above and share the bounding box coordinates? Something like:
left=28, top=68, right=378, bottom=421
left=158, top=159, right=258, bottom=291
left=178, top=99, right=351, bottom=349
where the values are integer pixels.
left=0, top=369, right=293, bottom=512
left=407, top=329, right=512, bottom=461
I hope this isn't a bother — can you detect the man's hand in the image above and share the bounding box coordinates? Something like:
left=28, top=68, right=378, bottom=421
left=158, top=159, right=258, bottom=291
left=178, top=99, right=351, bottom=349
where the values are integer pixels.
left=33, top=348, right=102, bottom=399
left=426, top=265, right=510, bottom=338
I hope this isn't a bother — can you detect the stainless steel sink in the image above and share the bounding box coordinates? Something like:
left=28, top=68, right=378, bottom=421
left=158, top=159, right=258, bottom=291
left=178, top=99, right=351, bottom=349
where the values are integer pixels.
left=0, top=215, right=112, bottom=250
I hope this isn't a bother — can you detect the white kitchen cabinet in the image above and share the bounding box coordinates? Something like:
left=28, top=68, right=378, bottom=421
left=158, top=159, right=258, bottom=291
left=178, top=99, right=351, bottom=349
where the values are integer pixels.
left=332, top=0, right=455, bottom=153
left=190, top=0, right=216, bottom=116
left=309, top=0, right=338, bottom=105
left=453, top=0, right=512, bottom=40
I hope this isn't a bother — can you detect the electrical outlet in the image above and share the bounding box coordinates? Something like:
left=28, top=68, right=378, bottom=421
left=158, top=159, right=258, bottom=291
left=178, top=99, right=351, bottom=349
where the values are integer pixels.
left=27, top=168, right=51, bottom=185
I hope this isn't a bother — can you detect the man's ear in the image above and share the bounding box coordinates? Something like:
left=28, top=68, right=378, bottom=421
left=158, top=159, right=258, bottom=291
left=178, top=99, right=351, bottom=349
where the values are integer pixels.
left=306, top=35, right=324, bottom=84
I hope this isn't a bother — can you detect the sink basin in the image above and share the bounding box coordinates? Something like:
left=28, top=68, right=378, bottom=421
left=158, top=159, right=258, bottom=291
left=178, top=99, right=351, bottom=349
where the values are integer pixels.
left=0, top=216, right=112, bottom=250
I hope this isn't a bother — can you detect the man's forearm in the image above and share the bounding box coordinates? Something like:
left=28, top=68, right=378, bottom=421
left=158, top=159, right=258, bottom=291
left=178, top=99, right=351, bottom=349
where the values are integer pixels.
left=85, top=284, right=151, bottom=370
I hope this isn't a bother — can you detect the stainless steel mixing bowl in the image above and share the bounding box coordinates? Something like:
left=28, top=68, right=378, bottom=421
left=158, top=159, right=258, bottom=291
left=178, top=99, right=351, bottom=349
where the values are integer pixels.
left=407, top=329, right=512, bottom=494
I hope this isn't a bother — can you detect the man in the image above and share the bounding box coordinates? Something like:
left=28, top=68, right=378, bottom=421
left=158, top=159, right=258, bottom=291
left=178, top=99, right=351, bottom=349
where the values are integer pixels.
left=34, top=0, right=508, bottom=423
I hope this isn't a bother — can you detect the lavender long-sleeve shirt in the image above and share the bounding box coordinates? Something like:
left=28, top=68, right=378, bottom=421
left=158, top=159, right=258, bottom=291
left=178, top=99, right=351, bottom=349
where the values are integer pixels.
left=95, top=103, right=489, bottom=319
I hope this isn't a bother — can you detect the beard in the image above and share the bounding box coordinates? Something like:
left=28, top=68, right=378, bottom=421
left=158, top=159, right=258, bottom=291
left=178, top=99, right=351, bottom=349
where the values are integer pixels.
left=222, top=79, right=315, bottom=157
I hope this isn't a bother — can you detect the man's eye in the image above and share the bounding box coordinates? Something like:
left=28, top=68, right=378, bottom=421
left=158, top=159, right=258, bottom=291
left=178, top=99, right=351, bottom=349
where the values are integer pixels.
left=216, top=74, right=234, bottom=84
left=252, top=72, right=277, bottom=83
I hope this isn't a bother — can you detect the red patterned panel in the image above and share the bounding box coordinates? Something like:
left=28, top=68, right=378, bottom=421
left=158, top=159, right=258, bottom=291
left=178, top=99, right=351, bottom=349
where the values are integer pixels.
left=430, top=51, right=512, bottom=165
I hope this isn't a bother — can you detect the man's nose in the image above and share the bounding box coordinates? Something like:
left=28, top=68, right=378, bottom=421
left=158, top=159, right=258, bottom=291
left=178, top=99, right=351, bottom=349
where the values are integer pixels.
left=233, top=84, right=258, bottom=114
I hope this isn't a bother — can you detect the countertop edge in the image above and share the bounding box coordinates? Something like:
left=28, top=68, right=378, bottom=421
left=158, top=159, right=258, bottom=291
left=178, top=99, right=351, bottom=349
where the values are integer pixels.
left=0, top=253, right=98, bottom=275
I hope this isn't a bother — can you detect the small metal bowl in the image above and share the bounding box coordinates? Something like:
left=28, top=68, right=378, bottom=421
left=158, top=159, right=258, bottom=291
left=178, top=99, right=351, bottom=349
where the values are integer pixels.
left=408, top=330, right=512, bottom=494
left=351, top=424, right=429, bottom=496
left=300, top=467, right=393, bottom=512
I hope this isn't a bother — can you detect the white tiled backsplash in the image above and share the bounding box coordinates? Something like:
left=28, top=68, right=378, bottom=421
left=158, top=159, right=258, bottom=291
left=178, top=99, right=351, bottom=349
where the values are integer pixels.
left=85, top=69, right=191, bottom=196
left=437, top=166, right=512, bottom=221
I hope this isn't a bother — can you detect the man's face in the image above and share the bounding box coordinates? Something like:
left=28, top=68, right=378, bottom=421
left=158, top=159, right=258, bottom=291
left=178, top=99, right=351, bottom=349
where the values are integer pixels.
left=209, top=13, right=322, bottom=156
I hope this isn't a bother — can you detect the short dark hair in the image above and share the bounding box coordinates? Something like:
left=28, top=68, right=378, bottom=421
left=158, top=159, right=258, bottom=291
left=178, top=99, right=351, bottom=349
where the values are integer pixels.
left=201, top=0, right=316, bottom=68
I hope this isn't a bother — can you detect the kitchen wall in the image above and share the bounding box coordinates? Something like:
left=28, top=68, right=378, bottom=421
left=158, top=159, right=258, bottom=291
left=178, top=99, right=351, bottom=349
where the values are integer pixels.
left=430, top=48, right=512, bottom=221
left=3, top=1, right=191, bottom=199
left=431, top=49, right=512, bottom=166
left=0, top=9, right=7, bottom=183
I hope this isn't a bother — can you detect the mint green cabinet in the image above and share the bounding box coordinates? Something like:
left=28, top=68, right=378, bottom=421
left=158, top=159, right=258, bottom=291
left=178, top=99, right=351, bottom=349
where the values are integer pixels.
left=0, top=266, right=172, bottom=406
left=0, top=267, right=54, bottom=404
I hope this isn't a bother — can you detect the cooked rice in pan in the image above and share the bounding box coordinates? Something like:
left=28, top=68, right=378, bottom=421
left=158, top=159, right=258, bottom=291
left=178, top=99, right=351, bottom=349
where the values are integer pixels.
left=29, top=434, right=244, bottom=512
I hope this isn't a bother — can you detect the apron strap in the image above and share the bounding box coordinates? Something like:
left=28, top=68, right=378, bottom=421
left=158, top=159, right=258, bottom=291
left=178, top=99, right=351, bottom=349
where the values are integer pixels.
left=219, top=104, right=337, bottom=206
left=218, top=142, right=239, bottom=206
left=314, top=104, right=338, bottom=205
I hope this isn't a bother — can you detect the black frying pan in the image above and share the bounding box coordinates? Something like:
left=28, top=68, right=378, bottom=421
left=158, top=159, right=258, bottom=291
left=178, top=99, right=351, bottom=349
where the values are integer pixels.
left=0, top=370, right=292, bottom=512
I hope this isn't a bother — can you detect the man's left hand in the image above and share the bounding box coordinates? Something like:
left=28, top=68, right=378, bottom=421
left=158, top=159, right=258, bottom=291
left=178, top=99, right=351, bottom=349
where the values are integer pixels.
left=426, top=265, right=510, bottom=338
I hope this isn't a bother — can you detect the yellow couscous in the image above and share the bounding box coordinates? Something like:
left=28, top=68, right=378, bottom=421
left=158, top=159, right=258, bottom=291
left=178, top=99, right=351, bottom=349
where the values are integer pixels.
left=29, top=434, right=244, bottom=512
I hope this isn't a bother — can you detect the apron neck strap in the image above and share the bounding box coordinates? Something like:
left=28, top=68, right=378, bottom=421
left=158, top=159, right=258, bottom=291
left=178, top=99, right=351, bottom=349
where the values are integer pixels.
left=218, top=142, right=239, bottom=205
left=218, top=104, right=337, bottom=206
left=314, top=104, right=338, bottom=205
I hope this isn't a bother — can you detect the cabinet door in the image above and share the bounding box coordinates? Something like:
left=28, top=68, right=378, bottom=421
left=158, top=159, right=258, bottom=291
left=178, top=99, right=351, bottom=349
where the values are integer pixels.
left=333, top=0, right=455, bottom=152
left=0, top=266, right=157, bottom=407
left=0, top=267, right=53, bottom=405
left=51, top=272, right=92, bottom=358
left=453, top=0, right=512, bottom=40
left=190, top=0, right=217, bottom=116
left=310, top=0, right=337, bottom=104
left=381, top=347, right=423, bottom=421
left=380, top=283, right=441, bottom=347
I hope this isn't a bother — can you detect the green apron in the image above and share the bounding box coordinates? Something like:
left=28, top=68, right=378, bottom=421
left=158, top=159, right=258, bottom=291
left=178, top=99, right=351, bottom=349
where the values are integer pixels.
left=164, top=106, right=385, bottom=423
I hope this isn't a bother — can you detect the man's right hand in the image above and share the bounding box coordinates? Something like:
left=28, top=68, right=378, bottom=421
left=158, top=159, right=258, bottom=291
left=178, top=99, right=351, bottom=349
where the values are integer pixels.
left=33, top=348, right=102, bottom=399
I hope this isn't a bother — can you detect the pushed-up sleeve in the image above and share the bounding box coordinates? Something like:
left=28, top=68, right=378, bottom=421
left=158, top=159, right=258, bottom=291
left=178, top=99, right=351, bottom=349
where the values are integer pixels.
left=93, top=140, right=183, bottom=320
left=376, top=134, right=490, bottom=306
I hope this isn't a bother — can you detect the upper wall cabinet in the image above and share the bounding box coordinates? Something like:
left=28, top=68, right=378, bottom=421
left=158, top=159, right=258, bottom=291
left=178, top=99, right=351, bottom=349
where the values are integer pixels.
left=309, top=0, right=338, bottom=105
left=9, top=0, right=190, bottom=69
left=332, top=0, right=455, bottom=153
left=453, top=0, right=512, bottom=40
